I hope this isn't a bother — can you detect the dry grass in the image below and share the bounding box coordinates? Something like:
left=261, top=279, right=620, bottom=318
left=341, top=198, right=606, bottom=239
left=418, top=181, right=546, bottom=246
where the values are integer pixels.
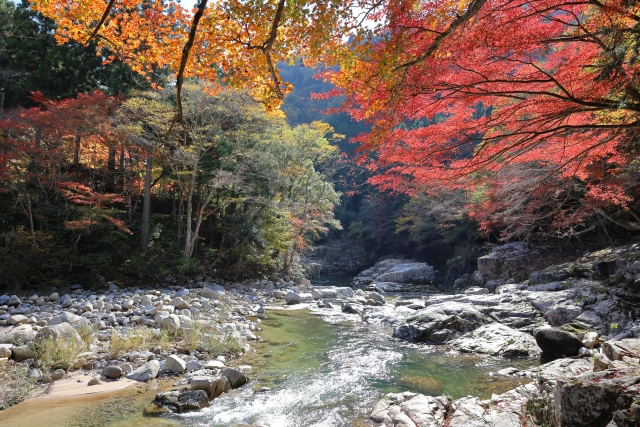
left=108, top=328, right=172, bottom=358
left=0, top=365, right=36, bottom=409
left=31, top=336, right=87, bottom=371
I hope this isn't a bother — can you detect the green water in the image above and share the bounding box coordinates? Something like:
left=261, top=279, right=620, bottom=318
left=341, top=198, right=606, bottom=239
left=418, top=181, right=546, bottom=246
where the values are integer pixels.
left=177, top=309, right=536, bottom=427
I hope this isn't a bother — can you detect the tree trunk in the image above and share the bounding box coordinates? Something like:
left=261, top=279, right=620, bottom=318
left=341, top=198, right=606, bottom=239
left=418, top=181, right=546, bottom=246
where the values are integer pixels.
left=73, top=134, right=81, bottom=166
left=107, top=145, right=116, bottom=171
left=141, top=147, right=153, bottom=250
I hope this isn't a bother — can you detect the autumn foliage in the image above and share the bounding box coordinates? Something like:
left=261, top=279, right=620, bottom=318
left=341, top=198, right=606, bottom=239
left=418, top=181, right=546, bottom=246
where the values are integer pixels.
left=323, top=0, right=640, bottom=238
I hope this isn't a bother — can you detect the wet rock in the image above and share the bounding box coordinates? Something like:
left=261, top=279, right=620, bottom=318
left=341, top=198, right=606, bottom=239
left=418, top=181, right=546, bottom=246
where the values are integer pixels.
left=534, top=327, right=582, bottom=358
left=342, top=302, right=365, bottom=315
left=450, top=323, right=540, bottom=357
left=126, top=360, right=160, bottom=382
left=220, top=367, right=248, bottom=388
left=191, top=375, right=231, bottom=399
left=156, top=390, right=209, bottom=413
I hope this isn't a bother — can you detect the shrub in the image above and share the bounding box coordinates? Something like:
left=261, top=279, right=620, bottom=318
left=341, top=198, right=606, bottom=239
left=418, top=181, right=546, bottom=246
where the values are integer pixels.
left=0, top=365, right=36, bottom=410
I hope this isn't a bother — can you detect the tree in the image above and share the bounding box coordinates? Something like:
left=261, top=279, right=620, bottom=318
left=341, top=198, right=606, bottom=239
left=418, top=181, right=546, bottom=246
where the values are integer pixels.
left=0, top=0, right=146, bottom=109
left=322, top=0, right=640, bottom=236
left=31, top=0, right=356, bottom=116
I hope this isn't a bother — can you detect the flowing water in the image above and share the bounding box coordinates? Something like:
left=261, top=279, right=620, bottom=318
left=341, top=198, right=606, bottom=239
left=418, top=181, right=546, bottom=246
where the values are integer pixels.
left=0, top=276, right=538, bottom=427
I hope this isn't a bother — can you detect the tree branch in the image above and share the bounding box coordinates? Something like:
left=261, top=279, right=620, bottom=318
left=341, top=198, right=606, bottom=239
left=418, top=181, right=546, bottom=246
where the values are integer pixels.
left=85, top=0, right=117, bottom=44
left=393, top=0, right=487, bottom=71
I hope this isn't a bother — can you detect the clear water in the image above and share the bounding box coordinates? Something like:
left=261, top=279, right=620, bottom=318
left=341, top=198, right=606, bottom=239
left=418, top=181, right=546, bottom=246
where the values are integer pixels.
left=0, top=276, right=536, bottom=427
left=176, top=309, right=535, bottom=427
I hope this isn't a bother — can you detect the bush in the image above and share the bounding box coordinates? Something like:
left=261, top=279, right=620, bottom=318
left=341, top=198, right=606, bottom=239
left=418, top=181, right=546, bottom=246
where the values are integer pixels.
left=0, top=365, right=36, bottom=409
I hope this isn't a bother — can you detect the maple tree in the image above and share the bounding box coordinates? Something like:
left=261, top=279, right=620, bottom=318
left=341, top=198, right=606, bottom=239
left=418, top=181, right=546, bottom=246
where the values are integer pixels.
left=31, top=0, right=357, bottom=116
left=322, top=0, right=640, bottom=238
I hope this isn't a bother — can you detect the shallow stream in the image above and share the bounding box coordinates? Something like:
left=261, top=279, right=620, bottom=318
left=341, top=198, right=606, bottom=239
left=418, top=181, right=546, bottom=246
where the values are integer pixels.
left=0, top=276, right=538, bottom=427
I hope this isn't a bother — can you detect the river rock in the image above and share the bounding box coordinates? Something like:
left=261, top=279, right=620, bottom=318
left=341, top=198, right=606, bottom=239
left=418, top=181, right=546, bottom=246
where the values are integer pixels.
left=163, top=354, right=186, bottom=373
left=12, top=345, right=35, bottom=361
left=0, top=324, right=35, bottom=344
left=159, top=314, right=181, bottom=331
left=342, top=302, right=365, bottom=315
left=371, top=393, right=450, bottom=427
left=0, top=345, right=12, bottom=358
left=602, top=338, right=640, bottom=361
left=204, top=360, right=225, bottom=369
left=545, top=305, right=583, bottom=327
left=7, top=295, right=21, bottom=307
left=169, top=297, right=189, bottom=310
left=393, top=302, right=490, bottom=343
left=48, top=312, right=90, bottom=329
left=37, top=322, right=85, bottom=351
left=582, top=331, right=600, bottom=349
left=103, top=365, right=123, bottom=379
left=126, top=360, right=160, bottom=382
left=7, top=315, right=28, bottom=325
left=156, top=390, right=209, bottom=413
left=285, top=292, right=302, bottom=305
left=534, top=327, right=582, bottom=358
left=50, top=369, right=65, bottom=380
left=191, top=375, right=231, bottom=399
left=220, top=367, right=247, bottom=388
left=450, top=323, right=540, bottom=357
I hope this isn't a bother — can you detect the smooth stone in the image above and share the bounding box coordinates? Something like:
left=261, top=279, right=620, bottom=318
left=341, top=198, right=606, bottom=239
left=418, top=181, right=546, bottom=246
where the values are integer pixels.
left=126, top=360, right=160, bottom=382
left=534, top=327, right=582, bottom=358
left=103, top=365, right=123, bottom=379
left=162, top=354, right=186, bottom=374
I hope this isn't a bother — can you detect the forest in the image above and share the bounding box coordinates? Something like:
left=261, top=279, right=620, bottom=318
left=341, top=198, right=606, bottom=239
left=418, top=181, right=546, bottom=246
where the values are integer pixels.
left=1, top=0, right=639, bottom=289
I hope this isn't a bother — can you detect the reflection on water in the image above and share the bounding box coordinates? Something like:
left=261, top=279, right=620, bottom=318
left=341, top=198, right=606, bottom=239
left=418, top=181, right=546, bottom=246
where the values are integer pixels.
left=178, top=309, right=536, bottom=427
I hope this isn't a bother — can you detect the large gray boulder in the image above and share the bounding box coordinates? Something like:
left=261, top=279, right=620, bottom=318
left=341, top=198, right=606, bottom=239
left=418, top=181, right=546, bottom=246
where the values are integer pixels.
left=37, top=322, right=85, bottom=350
left=155, top=390, right=209, bottom=413
left=393, top=302, right=490, bottom=343
left=450, top=323, right=540, bottom=357
left=126, top=360, right=160, bottom=382
left=534, top=327, right=582, bottom=358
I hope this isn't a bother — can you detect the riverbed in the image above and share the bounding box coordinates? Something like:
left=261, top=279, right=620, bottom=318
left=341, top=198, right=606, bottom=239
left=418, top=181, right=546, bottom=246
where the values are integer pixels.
left=0, top=279, right=537, bottom=427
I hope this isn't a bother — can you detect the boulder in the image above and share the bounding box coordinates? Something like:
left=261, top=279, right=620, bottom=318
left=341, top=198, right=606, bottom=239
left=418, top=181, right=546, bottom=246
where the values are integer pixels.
left=0, top=345, right=12, bottom=358
left=103, top=365, right=123, bottom=379
left=370, top=393, right=450, bottom=427
left=159, top=314, right=181, bottom=331
left=220, top=367, right=248, bottom=388
left=169, top=297, right=189, bottom=310
left=156, top=390, right=209, bottom=413
left=0, top=324, right=36, bottom=344
left=342, top=302, right=365, bottom=315
left=12, top=345, right=35, bottom=361
left=7, top=295, right=21, bottom=307
left=602, top=338, right=640, bottom=361
left=450, top=323, right=540, bottom=357
left=162, top=354, right=186, bottom=373
left=534, top=327, right=582, bottom=358
left=582, top=331, right=600, bottom=349
left=191, top=376, right=231, bottom=399
left=393, top=302, right=491, bottom=343
left=37, top=322, right=84, bottom=351
left=285, top=292, right=301, bottom=305
left=7, top=315, right=28, bottom=325
left=48, top=312, right=90, bottom=329
left=126, top=360, right=160, bottom=382
left=545, top=305, right=583, bottom=327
